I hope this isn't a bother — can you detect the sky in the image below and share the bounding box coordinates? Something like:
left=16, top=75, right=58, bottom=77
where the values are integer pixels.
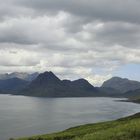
left=0, top=0, right=140, bottom=86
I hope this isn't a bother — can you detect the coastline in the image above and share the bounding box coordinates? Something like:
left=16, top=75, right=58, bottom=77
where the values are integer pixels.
left=13, top=112, right=140, bottom=140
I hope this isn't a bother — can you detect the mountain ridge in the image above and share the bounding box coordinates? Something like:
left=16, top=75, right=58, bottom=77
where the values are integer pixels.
left=0, top=72, right=39, bottom=81
left=0, top=78, right=29, bottom=93
left=0, top=71, right=139, bottom=98
left=22, top=71, right=99, bottom=97
left=102, top=76, right=140, bottom=93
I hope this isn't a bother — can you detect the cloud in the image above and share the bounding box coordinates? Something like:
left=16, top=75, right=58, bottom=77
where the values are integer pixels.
left=0, top=0, right=140, bottom=85
left=18, top=0, right=140, bottom=23
left=0, top=48, right=39, bottom=66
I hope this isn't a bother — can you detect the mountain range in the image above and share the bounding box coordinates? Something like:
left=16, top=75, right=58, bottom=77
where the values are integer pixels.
left=0, top=72, right=39, bottom=81
left=22, top=71, right=99, bottom=97
left=102, top=77, right=140, bottom=93
left=0, top=78, right=29, bottom=93
left=0, top=71, right=139, bottom=98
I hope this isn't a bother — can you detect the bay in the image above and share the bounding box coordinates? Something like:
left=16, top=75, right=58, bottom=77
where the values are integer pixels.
left=0, top=95, right=140, bottom=140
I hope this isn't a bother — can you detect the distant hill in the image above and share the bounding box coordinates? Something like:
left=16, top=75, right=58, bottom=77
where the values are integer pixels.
left=102, top=77, right=140, bottom=93
left=123, top=88, right=140, bottom=98
left=98, top=87, right=121, bottom=96
left=0, top=78, right=29, bottom=93
left=121, top=89, right=140, bottom=103
left=0, top=71, right=140, bottom=98
left=22, top=71, right=100, bottom=97
left=0, top=89, right=6, bottom=94
left=0, top=72, right=39, bottom=81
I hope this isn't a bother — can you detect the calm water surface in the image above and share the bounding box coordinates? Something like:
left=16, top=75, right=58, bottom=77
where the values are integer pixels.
left=0, top=95, right=140, bottom=140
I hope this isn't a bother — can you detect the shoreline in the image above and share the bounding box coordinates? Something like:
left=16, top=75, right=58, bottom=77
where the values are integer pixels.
left=13, top=112, right=140, bottom=140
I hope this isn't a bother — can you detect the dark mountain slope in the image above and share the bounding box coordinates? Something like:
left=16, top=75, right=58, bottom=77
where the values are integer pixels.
left=98, top=87, right=121, bottom=97
left=22, top=71, right=99, bottom=97
left=102, top=77, right=140, bottom=93
left=0, top=78, right=29, bottom=93
left=121, top=88, right=140, bottom=98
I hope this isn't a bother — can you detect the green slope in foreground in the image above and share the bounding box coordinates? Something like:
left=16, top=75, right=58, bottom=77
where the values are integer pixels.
left=14, top=113, right=140, bottom=140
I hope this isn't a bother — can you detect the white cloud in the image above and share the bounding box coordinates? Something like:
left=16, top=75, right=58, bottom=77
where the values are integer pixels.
left=0, top=0, right=140, bottom=85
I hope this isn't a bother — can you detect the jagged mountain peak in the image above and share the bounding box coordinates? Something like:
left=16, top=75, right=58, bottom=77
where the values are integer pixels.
left=30, top=71, right=61, bottom=86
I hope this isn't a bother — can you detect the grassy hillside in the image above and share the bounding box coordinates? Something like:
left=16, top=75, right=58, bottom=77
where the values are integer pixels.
left=13, top=113, right=140, bottom=140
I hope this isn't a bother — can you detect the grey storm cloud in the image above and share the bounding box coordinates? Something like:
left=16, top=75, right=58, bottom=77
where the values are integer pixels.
left=17, top=0, right=140, bottom=23
left=0, top=0, right=140, bottom=85
left=0, top=0, right=139, bottom=48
